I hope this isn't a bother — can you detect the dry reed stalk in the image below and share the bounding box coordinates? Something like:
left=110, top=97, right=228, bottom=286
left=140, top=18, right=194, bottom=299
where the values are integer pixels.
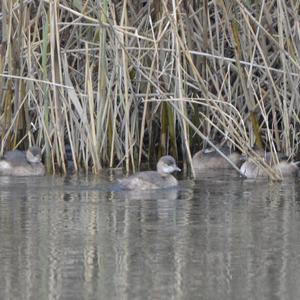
left=96, top=0, right=108, bottom=158
left=138, top=15, right=159, bottom=165
left=49, top=0, right=66, bottom=173
left=0, top=0, right=299, bottom=179
left=41, top=13, right=52, bottom=172
left=169, top=0, right=193, bottom=174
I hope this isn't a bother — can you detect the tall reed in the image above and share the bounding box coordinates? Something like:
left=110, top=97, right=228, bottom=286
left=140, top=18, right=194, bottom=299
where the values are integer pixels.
left=0, top=0, right=299, bottom=179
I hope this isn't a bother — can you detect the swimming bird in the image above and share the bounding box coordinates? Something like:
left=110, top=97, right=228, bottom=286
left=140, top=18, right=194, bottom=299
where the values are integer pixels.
left=240, top=151, right=299, bottom=178
left=192, top=145, right=242, bottom=170
left=0, top=146, right=45, bottom=176
left=118, top=155, right=180, bottom=190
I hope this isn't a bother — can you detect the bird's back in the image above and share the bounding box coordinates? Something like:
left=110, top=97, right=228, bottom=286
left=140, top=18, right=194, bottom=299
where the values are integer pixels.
left=118, top=171, right=177, bottom=190
left=3, top=150, right=28, bottom=166
left=0, top=150, right=45, bottom=176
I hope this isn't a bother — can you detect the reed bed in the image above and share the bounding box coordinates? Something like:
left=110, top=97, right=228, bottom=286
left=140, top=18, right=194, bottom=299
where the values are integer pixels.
left=0, top=0, right=299, bottom=178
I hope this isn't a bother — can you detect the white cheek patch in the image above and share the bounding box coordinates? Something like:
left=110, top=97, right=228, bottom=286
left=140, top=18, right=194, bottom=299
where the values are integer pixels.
left=30, top=157, right=40, bottom=163
left=240, top=163, right=246, bottom=175
left=0, top=161, right=11, bottom=170
left=203, top=148, right=215, bottom=154
left=27, top=152, right=41, bottom=163
left=162, top=166, right=175, bottom=174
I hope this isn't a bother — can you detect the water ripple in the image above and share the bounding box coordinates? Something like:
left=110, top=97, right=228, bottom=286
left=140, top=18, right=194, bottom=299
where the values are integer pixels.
left=0, top=175, right=300, bottom=299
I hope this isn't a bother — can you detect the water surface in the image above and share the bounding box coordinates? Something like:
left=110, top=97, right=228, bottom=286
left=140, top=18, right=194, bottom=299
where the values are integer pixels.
left=1, top=173, right=300, bottom=300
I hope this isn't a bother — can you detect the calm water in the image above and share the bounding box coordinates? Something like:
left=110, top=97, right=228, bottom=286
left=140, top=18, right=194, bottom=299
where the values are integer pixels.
left=1, top=172, right=300, bottom=300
